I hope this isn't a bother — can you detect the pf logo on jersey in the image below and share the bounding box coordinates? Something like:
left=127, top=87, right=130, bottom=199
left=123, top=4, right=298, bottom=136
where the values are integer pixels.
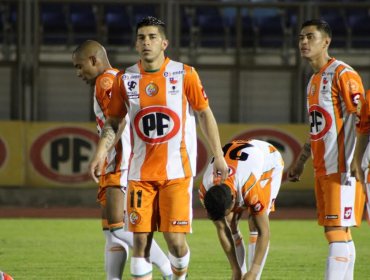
left=344, top=207, right=352, bottom=220
left=252, top=201, right=264, bottom=213
left=308, top=105, right=333, bottom=141
left=134, top=106, right=180, bottom=144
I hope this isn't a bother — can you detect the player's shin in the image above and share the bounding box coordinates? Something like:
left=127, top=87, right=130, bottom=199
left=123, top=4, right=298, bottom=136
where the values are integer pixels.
left=233, top=230, right=247, bottom=274
left=325, top=230, right=350, bottom=280
left=105, top=230, right=129, bottom=280
left=343, top=229, right=356, bottom=280
left=168, top=249, right=190, bottom=280
left=150, top=239, right=172, bottom=278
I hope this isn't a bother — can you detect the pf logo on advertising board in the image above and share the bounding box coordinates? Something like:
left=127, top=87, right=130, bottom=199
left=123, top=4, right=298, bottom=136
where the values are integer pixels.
left=0, top=137, right=7, bottom=169
left=232, top=128, right=301, bottom=182
left=30, top=127, right=99, bottom=184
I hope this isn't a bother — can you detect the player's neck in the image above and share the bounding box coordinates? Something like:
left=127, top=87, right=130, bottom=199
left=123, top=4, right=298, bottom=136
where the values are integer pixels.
left=141, top=55, right=165, bottom=72
left=309, top=54, right=332, bottom=73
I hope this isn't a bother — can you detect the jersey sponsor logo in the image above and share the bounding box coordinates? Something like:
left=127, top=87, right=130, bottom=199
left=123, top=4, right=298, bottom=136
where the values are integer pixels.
left=122, top=74, right=142, bottom=80
left=134, top=106, right=180, bottom=144
left=171, top=220, right=189, bottom=226
left=129, top=211, right=141, bottom=225
left=231, top=128, right=301, bottom=182
left=252, top=201, right=264, bottom=212
left=0, top=137, right=7, bottom=169
left=351, top=93, right=361, bottom=105
left=127, top=81, right=137, bottom=91
left=344, top=207, right=352, bottom=219
left=30, top=127, right=99, bottom=183
left=308, top=105, right=333, bottom=140
left=325, top=214, right=338, bottom=220
left=100, top=77, right=113, bottom=90
left=163, top=70, right=186, bottom=77
left=145, top=82, right=159, bottom=96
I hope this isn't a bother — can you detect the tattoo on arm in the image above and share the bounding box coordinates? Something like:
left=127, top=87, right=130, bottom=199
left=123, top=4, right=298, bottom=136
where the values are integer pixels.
left=298, top=143, right=311, bottom=163
left=101, top=126, right=116, bottom=150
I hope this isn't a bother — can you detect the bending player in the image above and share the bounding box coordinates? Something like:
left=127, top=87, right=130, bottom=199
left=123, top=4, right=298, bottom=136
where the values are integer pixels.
left=72, top=40, right=172, bottom=279
left=199, top=139, right=284, bottom=280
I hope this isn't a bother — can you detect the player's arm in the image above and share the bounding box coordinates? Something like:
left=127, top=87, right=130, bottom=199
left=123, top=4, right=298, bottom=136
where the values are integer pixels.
left=213, top=215, right=243, bottom=280
left=352, top=132, right=369, bottom=184
left=89, top=116, right=124, bottom=183
left=196, top=107, right=228, bottom=182
left=287, top=136, right=311, bottom=182
left=243, top=213, right=270, bottom=280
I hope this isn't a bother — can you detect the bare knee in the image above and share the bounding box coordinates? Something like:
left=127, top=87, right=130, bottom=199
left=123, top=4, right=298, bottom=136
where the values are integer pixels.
left=163, top=232, right=188, bottom=257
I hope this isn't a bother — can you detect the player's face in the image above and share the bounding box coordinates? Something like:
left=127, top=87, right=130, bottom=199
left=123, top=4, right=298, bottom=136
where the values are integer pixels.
left=135, top=26, right=168, bottom=64
left=299, top=26, right=330, bottom=60
left=72, top=54, right=98, bottom=85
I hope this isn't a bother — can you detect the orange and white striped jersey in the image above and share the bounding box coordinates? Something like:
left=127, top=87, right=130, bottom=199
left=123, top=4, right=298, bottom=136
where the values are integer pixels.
left=94, top=68, right=131, bottom=177
left=306, top=58, right=365, bottom=176
left=199, top=139, right=284, bottom=215
left=108, top=57, right=209, bottom=181
left=356, top=89, right=370, bottom=135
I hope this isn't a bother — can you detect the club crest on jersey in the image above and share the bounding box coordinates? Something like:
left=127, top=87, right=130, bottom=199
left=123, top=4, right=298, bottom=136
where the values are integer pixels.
left=129, top=211, right=141, bottom=225
left=347, top=79, right=359, bottom=94
left=145, top=82, right=159, bottom=96
left=100, top=77, right=113, bottom=90
left=308, top=105, right=333, bottom=140
left=134, top=106, right=181, bottom=144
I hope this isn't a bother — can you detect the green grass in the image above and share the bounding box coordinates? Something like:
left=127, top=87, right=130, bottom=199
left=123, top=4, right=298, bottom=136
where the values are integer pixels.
left=0, top=219, right=369, bottom=279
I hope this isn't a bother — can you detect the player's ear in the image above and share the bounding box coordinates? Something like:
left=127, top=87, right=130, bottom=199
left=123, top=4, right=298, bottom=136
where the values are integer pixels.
left=89, top=56, right=97, bottom=66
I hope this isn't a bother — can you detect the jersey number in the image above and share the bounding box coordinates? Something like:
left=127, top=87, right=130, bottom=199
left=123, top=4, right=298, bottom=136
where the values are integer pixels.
left=212, top=142, right=252, bottom=163
left=130, top=190, right=142, bottom=208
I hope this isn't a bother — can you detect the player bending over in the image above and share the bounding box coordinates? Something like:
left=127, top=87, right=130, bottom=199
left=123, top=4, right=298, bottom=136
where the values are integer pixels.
left=200, top=139, right=284, bottom=280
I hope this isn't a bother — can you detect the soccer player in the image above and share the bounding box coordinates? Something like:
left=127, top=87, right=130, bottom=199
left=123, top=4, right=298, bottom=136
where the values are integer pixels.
left=199, top=139, right=284, bottom=280
left=89, top=17, right=228, bottom=280
left=72, top=40, right=172, bottom=280
left=288, top=19, right=366, bottom=280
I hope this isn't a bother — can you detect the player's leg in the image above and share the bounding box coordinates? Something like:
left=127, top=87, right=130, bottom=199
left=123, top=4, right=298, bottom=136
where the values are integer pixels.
left=150, top=239, right=173, bottom=279
left=104, top=187, right=130, bottom=279
left=318, top=174, right=360, bottom=280
left=127, top=180, right=157, bottom=279
left=227, top=210, right=247, bottom=274
left=160, top=178, right=193, bottom=280
left=247, top=215, right=268, bottom=280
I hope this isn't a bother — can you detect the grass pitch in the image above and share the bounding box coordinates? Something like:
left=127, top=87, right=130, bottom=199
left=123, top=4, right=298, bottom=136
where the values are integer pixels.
left=0, top=219, right=369, bottom=279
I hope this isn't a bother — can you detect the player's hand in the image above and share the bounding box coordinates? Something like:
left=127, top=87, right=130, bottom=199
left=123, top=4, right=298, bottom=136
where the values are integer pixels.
left=89, top=153, right=106, bottom=183
left=213, top=156, right=229, bottom=183
left=287, top=162, right=304, bottom=182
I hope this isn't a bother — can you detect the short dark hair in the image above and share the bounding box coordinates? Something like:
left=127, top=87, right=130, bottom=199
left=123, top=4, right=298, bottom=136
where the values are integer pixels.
left=203, top=184, right=233, bottom=221
left=136, top=16, right=167, bottom=38
left=301, top=19, right=332, bottom=38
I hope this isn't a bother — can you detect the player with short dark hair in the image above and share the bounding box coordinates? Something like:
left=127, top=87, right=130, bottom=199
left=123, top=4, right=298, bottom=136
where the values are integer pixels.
left=200, top=139, right=284, bottom=280
left=89, top=16, right=228, bottom=280
left=288, top=19, right=366, bottom=280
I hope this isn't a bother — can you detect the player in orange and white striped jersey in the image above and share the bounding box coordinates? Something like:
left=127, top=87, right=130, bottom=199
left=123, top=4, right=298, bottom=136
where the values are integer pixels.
left=89, top=17, right=228, bottom=280
left=354, top=89, right=370, bottom=224
left=199, top=139, right=284, bottom=280
left=73, top=40, right=172, bottom=280
left=288, top=19, right=366, bottom=280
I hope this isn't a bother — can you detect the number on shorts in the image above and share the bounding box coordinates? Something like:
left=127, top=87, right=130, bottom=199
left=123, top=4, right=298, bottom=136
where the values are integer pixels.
left=130, top=190, right=143, bottom=208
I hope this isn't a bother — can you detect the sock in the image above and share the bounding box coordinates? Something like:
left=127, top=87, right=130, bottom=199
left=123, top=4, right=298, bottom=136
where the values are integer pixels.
left=325, top=242, right=350, bottom=280
left=344, top=229, right=355, bottom=280
left=256, top=243, right=269, bottom=280
left=104, top=230, right=129, bottom=280
left=131, top=257, right=152, bottom=280
left=248, top=231, right=258, bottom=270
left=110, top=224, right=134, bottom=248
left=150, top=239, right=172, bottom=278
left=168, top=250, right=190, bottom=280
left=232, top=231, right=247, bottom=274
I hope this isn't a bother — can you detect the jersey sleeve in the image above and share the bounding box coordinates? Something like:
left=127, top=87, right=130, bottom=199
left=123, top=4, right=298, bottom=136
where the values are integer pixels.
left=244, top=183, right=267, bottom=216
left=107, top=71, right=128, bottom=119
left=183, top=65, right=209, bottom=111
left=337, top=67, right=365, bottom=114
left=95, top=72, right=115, bottom=115
left=356, top=89, right=370, bottom=134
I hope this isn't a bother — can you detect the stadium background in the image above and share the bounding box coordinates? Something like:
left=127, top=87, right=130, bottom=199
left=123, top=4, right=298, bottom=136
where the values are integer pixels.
left=1, top=0, right=370, bottom=214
